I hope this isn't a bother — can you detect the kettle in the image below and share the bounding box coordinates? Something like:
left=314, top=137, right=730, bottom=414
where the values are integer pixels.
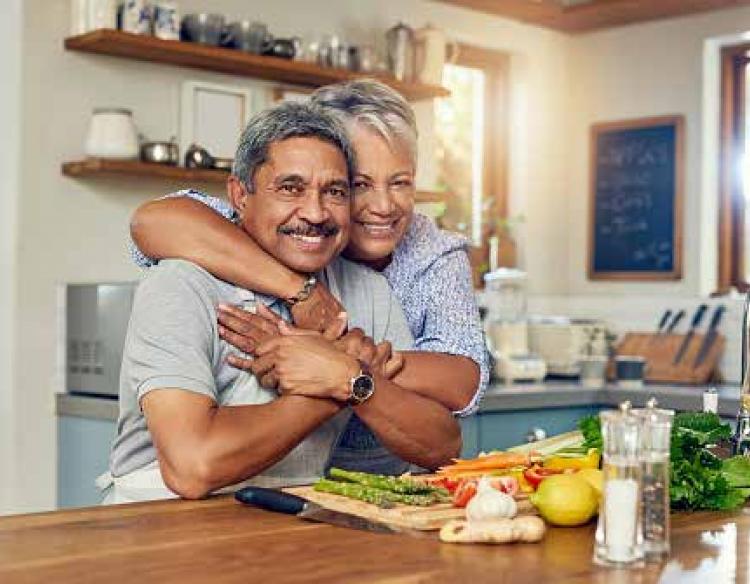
left=414, top=24, right=458, bottom=85
left=385, top=22, right=415, bottom=82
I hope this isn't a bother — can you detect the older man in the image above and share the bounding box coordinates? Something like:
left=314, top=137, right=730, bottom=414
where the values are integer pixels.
left=106, top=102, right=460, bottom=503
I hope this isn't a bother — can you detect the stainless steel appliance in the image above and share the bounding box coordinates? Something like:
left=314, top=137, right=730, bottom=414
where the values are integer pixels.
left=66, top=283, right=137, bottom=398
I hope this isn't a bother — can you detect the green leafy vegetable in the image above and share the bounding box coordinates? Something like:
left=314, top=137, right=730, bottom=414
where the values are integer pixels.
left=576, top=411, right=748, bottom=511
left=722, top=456, right=750, bottom=489
left=670, top=459, right=743, bottom=511
left=578, top=415, right=603, bottom=451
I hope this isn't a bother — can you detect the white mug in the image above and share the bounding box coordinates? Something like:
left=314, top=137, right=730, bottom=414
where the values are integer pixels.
left=152, top=2, right=180, bottom=41
left=120, top=0, right=152, bottom=35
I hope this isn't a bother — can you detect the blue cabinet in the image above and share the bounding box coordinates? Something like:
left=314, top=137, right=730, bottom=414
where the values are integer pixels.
left=57, top=415, right=116, bottom=508
left=460, top=406, right=599, bottom=457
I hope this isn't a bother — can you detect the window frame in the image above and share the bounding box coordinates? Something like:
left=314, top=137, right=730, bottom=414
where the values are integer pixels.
left=439, top=44, right=509, bottom=283
left=718, top=43, right=750, bottom=292
left=452, top=43, right=510, bottom=237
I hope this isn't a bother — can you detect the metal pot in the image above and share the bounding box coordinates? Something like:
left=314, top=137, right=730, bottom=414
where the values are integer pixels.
left=180, top=13, right=225, bottom=45
left=224, top=20, right=271, bottom=54
left=184, top=143, right=214, bottom=169
left=140, top=140, right=179, bottom=165
left=262, top=38, right=297, bottom=60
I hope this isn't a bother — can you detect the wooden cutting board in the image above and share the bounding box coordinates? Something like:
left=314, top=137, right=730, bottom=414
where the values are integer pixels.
left=283, top=486, right=535, bottom=531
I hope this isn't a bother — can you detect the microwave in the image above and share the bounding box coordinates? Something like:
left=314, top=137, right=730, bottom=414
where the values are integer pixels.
left=66, top=283, right=137, bottom=398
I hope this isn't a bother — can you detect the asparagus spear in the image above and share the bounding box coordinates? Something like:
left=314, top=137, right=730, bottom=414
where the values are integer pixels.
left=328, top=467, right=447, bottom=496
left=314, top=479, right=441, bottom=507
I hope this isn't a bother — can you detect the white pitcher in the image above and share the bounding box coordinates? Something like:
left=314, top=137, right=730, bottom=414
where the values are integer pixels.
left=414, top=24, right=459, bottom=85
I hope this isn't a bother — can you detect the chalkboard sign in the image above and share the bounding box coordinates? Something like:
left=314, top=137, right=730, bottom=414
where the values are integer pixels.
left=588, top=116, right=684, bottom=280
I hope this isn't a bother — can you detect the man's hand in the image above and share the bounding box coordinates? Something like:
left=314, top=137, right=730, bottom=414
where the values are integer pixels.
left=218, top=303, right=282, bottom=388
left=290, top=281, right=347, bottom=333
left=252, top=329, right=359, bottom=401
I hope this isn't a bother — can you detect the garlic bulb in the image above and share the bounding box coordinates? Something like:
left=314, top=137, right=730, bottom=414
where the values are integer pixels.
left=466, top=478, right=517, bottom=522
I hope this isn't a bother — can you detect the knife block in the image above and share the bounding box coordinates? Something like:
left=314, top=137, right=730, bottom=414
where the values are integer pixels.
left=612, top=332, right=725, bottom=385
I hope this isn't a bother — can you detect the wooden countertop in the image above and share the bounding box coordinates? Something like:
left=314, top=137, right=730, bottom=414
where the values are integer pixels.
left=0, top=496, right=745, bottom=583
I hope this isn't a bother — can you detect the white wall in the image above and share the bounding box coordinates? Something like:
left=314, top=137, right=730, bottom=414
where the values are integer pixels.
left=0, top=0, right=22, bottom=515
left=565, top=7, right=750, bottom=298
left=7, top=0, right=569, bottom=513
left=526, top=7, right=750, bottom=386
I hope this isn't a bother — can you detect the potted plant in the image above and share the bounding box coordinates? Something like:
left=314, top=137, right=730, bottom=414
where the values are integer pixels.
left=579, top=325, right=612, bottom=389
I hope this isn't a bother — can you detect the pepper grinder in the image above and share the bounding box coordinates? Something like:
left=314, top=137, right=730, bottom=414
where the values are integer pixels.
left=633, top=398, right=674, bottom=560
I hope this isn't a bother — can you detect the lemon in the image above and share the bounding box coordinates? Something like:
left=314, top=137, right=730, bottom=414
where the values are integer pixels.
left=529, top=474, right=599, bottom=527
left=576, top=468, right=603, bottom=499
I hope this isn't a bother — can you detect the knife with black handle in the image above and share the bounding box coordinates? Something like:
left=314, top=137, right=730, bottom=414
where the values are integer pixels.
left=649, top=309, right=673, bottom=345
left=672, top=304, right=709, bottom=366
left=692, top=305, right=726, bottom=369
left=664, top=309, right=686, bottom=334
left=235, top=486, right=404, bottom=535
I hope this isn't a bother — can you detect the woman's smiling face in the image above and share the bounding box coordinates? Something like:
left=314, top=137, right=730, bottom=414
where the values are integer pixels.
left=344, top=122, right=416, bottom=270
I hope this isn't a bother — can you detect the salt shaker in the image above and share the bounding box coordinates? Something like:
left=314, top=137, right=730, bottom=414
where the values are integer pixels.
left=594, top=401, right=643, bottom=567
left=633, top=399, right=674, bottom=560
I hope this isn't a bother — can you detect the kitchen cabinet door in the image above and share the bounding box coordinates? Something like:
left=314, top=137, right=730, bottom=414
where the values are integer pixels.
left=462, top=406, right=600, bottom=457
left=57, top=415, right=116, bottom=508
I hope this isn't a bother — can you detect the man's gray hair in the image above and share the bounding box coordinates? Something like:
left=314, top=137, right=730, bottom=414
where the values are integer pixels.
left=231, top=101, right=356, bottom=191
left=310, top=79, right=418, bottom=167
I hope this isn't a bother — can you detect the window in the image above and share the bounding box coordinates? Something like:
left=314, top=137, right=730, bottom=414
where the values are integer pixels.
left=719, top=43, right=750, bottom=291
left=434, top=45, right=509, bottom=259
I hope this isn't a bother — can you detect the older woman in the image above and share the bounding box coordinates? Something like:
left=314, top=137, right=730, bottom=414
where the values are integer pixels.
left=129, top=79, right=488, bottom=473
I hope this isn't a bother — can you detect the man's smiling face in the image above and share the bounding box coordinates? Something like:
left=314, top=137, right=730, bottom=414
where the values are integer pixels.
left=228, top=136, right=351, bottom=274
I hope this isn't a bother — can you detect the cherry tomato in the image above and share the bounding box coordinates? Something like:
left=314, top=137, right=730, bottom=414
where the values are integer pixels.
left=436, top=477, right=460, bottom=494
left=523, top=466, right=564, bottom=489
left=490, top=476, right=519, bottom=497
left=452, top=480, right=478, bottom=508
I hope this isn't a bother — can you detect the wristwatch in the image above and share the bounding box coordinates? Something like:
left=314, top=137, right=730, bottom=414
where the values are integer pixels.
left=347, top=360, right=375, bottom=406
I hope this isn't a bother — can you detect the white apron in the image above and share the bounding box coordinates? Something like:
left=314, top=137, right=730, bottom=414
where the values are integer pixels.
left=99, top=369, right=352, bottom=504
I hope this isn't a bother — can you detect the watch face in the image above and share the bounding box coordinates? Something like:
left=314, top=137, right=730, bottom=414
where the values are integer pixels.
left=352, top=375, right=374, bottom=401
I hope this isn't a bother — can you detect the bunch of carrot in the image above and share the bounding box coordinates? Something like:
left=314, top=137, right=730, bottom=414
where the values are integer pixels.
left=436, top=451, right=540, bottom=479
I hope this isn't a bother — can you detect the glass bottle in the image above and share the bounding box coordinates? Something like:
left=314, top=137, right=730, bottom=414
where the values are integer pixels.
left=594, top=402, right=643, bottom=567
left=633, top=399, right=674, bottom=560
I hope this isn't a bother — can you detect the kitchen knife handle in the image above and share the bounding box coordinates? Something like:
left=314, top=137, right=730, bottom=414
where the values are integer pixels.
left=657, top=310, right=673, bottom=332
left=235, top=487, right=306, bottom=515
left=707, top=305, right=726, bottom=330
left=665, top=310, right=686, bottom=333
left=691, top=304, right=709, bottom=328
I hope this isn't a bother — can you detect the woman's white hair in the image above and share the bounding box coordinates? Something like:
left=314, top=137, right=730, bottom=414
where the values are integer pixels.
left=310, top=79, right=418, bottom=167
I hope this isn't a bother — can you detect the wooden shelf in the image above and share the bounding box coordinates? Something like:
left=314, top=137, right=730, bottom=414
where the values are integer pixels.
left=64, top=29, right=450, bottom=102
left=62, top=158, right=448, bottom=204
left=62, top=158, right=230, bottom=183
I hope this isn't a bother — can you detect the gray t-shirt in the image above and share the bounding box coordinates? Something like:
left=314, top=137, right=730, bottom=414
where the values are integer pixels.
left=110, top=258, right=413, bottom=481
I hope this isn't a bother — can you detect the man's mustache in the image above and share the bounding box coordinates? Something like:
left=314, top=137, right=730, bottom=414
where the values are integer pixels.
left=277, top=222, right=340, bottom=237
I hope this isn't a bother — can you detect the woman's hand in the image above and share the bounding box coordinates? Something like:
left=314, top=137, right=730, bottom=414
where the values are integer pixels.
left=290, top=281, right=348, bottom=333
